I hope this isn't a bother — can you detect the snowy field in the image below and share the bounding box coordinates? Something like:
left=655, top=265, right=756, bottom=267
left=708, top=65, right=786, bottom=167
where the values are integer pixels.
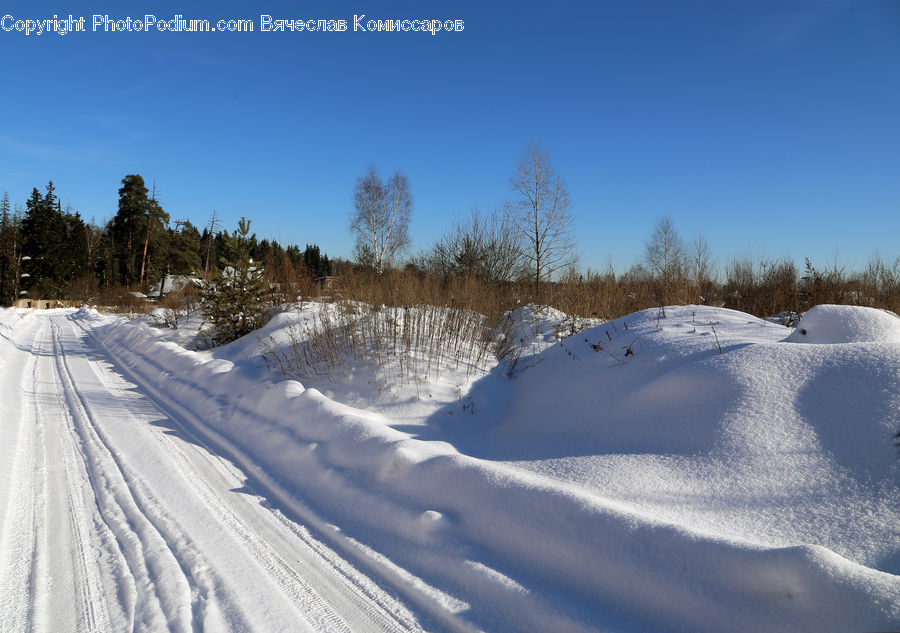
left=0, top=303, right=898, bottom=632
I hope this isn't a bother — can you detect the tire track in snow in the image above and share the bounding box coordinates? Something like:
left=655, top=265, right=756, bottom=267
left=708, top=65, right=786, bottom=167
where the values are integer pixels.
left=0, top=316, right=115, bottom=633
left=134, top=410, right=375, bottom=633
left=34, top=318, right=113, bottom=633
left=79, top=340, right=371, bottom=633
left=48, top=316, right=224, bottom=633
left=58, top=314, right=426, bottom=632
left=71, top=313, right=483, bottom=633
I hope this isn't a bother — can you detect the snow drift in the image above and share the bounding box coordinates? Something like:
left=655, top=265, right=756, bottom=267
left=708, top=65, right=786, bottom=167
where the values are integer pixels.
left=24, top=305, right=900, bottom=633
left=785, top=303, right=900, bottom=343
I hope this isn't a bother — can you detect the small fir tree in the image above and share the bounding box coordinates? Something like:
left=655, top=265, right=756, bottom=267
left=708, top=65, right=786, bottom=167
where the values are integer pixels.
left=199, top=217, right=272, bottom=344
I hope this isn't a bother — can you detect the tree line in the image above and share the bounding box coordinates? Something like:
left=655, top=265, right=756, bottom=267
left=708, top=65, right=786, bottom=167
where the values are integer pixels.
left=4, top=147, right=900, bottom=322
left=350, top=144, right=577, bottom=300
left=0, top=175, right=332, bottom=306
left=347, top=143, right=900, bottom=320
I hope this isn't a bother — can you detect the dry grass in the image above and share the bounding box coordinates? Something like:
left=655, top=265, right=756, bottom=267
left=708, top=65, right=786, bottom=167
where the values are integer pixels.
left=260, top=301, right=509, bottom=389
left=260, top=270, right=533, bottom=388
left=259, top=255, right=900, bottom=389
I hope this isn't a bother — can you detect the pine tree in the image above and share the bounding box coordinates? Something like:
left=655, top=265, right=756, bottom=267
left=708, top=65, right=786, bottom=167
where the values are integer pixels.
left=109, top=175, right=144, bottom=286
left=109, top=175, right=170, bottom=290
left=139, top=195, right=170, bottom=292
left=199, top=217, right=273, bottom=344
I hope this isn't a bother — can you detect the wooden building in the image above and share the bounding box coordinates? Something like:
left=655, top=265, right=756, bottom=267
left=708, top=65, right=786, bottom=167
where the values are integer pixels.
left=13, top=298, right=65, bottom=310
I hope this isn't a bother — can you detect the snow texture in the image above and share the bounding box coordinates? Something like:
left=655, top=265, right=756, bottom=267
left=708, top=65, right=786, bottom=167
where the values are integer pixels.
left=1, top=304, right=898, bottom=633
left=785, top=304, right=900, bottom=344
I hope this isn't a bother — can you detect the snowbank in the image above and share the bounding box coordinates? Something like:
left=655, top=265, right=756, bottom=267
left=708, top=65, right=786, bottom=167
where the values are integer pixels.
left=63, top=305, right=900, bottom=633
left=463, top=306, right=900, bottom=570
left=785, top=304, right=900, bottom=343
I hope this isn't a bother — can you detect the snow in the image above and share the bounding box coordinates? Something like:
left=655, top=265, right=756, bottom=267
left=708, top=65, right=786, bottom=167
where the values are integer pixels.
left=419, top=306, right=900, bottom=568
left=1, top=303, right=898, bottom=632
left=784, top=303, right=900, bottom=343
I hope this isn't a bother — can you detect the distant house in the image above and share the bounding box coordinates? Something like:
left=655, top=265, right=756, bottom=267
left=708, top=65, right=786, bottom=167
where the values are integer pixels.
left=13, top=298, right=64, bottom=310
left=148, top=274, right=200, bottom=300
left=314, top=276, right=340, bottom=293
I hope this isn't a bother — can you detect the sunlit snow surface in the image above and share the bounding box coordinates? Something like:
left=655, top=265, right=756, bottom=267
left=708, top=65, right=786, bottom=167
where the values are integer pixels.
left=3, top=303, right=898, bottom=633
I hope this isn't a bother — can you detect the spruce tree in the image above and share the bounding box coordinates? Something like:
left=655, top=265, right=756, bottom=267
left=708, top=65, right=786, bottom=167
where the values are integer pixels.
left=0, top=193, right=19, bottom=305
left=167, top=220, right=203, bottom=276
left=20, top=187, right=47, bottom=298
left=213, top=229, right=235, bottom=271
left=199, top=217, right=272, bottom=344
left=62, top=205, right=90, bottom=283
left=302, top=244, right=332, bottom=277
left=21, top=182, right=68, bottom=297
left=303, top=244, right=321, bottom=277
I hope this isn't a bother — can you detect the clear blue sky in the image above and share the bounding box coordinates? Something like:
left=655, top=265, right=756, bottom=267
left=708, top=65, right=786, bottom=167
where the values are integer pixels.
left=2, top=0, right=898, bottom=273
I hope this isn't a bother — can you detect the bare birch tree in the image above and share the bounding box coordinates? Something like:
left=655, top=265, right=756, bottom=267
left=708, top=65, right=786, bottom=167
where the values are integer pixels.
left=689, top=233, right=715, bottom=298
left=644, top=215, right=687, bottom=305
left=508, top=144, right=576, bottom=296
left=350, top=165, right=413, bottom=274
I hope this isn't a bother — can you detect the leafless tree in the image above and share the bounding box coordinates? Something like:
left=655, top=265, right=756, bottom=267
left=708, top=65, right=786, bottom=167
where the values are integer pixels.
left=429, top=206, right=524, bottom=283
left=350, top=165, right=412, bottom=275
left=644, top=215, right=686, bottom=305
left=203, top=209, right=222, bottom=281
left=689, top=233, right=716, bottom=298
left=508, top=144, right=576, bottom=297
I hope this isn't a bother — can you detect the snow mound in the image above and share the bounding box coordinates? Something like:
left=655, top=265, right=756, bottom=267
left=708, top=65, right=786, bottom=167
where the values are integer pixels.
left=785, top=305, right=900, bottom=344
left=431, top=305, right=900, bottom=580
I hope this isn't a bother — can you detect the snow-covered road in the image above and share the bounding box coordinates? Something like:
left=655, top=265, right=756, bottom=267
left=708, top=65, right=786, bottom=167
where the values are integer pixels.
left=0, top=312, right=424, bottom=633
